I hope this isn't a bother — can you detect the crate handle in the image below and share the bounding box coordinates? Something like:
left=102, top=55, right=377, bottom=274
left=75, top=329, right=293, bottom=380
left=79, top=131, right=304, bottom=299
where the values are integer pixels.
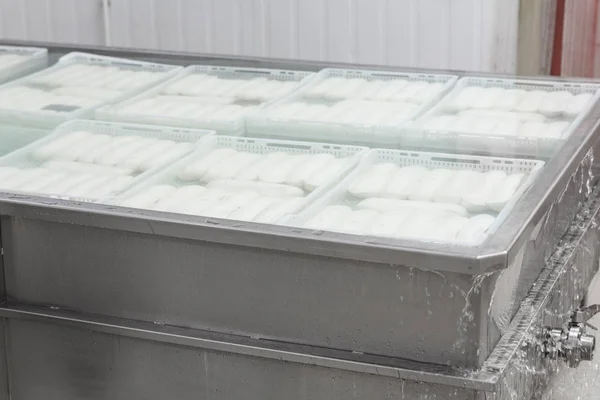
left=514, top=82, right=556, bottom=89
left=265, top=142, right=314, bottom=151
left=372, top=73, right=409, bottom=80
left=234, top=69, right=271, bottom=76
left=430, top=156, right=481, bottom=165
left=112, top=61, right=141, bottom=69
left=122, top=126, right=163, bottom=134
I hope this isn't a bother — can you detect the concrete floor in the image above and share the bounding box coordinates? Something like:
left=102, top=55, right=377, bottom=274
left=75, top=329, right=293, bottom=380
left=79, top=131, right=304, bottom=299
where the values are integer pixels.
left=544, top=273, right=600, bottom=399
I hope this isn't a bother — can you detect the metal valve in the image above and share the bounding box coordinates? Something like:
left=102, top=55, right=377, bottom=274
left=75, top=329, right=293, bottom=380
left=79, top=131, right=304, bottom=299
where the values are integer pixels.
left=540, top=304, right=599, bottom=368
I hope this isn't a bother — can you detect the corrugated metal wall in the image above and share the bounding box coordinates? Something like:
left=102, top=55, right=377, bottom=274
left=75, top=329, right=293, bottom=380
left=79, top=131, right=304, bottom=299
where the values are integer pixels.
left=0, top=0, right=520, bottom=73
left=0, top=0, right=104, bottom=45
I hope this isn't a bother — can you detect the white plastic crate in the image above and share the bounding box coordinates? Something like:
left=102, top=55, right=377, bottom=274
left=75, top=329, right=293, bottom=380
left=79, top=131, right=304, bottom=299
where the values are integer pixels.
left=0, top=45, right=48, bottom=84
left=96, top=65, right=316, bottom=136
left=403, top=76, right=600, bottom=157
left=108, top=135, right=368, bottom=224
left=0, top=125, right=48, bottom=157
left=0, top=119, right=214, bottom=202
left=246, top=68, right=458, bottom=146
left=288, top=148, right=545, bottom=246
left=0, top=52, right=182, bottom=130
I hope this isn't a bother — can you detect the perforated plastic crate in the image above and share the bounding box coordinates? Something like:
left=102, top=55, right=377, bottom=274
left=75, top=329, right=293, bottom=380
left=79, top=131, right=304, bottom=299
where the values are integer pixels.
left=0, top=119, right=213, bottom=202
left=0, top=45, right=48, bottom=84
left=108, top=135, right=367, bottom=223
left=0, top=52, right=182, bottom=129
left=402, top=76, right=600, bottom=157
left=246, top=68, right=458, bottom=145
left=96, top=65, right=316, bottom=135
left=288, top=148, right=545, bottom=245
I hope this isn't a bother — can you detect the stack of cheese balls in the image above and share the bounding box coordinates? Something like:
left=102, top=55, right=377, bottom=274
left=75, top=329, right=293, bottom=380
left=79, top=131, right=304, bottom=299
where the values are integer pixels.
left=109, top=72, right=306, bottom=124
left=302, top=161, right=530, bottom=244
left=117, top=147, right=354, bottom=223
left=0, top=62, right=172, bottom=114
left=417, top=85, right=596, bottom=139
left=0, top=130, right=193, bottom=200
left=266, top=76, right=448, bottom=126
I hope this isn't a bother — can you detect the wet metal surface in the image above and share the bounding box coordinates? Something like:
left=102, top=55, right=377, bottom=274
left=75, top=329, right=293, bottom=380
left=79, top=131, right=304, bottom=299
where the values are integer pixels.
left=0, top=41, right=598, bottom=398
left=543, top=276, right=600, bottom=399
left=0, top=181, right=599, bottom=399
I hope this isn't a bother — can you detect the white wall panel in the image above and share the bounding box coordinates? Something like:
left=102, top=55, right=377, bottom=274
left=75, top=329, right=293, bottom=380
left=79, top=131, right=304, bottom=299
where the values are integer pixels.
left=106, top=0, right=519, bottom=73
left=0, top=0, right=104, bottom=45
left=0, top=0, right=520, bottom=73
left=297, top=0, right=326, bottom=60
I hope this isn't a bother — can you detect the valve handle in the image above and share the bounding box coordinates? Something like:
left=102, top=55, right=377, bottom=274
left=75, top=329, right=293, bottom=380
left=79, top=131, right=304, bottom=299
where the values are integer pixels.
left=585, top=322, right=598, bottom=331
left=539, top=305, right=599, bottom=368
left=572, top=304, right=600, bottom=324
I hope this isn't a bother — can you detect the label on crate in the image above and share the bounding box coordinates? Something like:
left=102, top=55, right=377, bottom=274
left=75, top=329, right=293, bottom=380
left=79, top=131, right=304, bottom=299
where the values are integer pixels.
left=42, top=104, right=81, bottom=113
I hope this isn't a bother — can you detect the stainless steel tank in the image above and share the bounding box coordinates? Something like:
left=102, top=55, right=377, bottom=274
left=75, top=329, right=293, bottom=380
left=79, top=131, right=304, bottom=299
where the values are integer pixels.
left=0, top=41, right=598, bottom=399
